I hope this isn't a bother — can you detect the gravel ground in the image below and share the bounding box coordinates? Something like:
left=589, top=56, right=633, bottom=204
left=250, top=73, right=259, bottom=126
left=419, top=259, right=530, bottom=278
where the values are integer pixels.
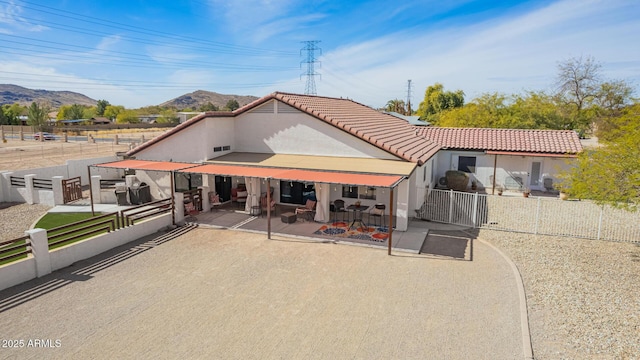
left=0, top=202, right=51, bottom=242
left=479, top=229, right=640, bottom=359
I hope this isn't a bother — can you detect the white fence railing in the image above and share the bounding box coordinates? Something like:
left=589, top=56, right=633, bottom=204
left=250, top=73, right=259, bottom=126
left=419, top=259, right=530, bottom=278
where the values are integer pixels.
left=417, top=189, right=640, bottom=243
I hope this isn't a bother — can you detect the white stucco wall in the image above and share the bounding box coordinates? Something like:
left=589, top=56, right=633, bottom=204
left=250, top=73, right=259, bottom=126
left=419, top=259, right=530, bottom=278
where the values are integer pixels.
left=234, top=103, right=399, bottom=159
left=134, top=117, right=235, bottom=162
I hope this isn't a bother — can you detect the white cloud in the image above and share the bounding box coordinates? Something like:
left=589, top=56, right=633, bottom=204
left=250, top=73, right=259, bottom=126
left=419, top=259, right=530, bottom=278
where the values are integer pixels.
left=0, top=0, right=47, bottom=33
left=317, top=0, right=640, bottom=107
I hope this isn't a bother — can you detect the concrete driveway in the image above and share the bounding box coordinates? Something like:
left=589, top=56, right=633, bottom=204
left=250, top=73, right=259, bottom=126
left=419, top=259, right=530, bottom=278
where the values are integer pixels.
left=0, top=226, right=523, bottom=359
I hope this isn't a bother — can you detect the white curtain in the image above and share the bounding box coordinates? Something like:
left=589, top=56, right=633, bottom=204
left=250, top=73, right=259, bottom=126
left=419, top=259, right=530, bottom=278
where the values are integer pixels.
left=244, top=177, right=260, bottom=213
left=314, top=182, right=330, bottom=222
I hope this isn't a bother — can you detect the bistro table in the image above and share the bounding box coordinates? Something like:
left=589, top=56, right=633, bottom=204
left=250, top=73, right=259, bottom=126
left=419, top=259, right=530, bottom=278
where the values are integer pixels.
left=346, top=204, right=369, bottom=231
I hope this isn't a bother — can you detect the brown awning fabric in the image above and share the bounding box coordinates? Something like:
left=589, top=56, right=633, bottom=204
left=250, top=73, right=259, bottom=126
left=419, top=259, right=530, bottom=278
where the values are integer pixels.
left=93, top=160, right=405, bottom=187
left=486, top=150, right=578, bottom=158
left=92, top=159, right=199, bottom=172
left=181, top=164, right=404, bottom=188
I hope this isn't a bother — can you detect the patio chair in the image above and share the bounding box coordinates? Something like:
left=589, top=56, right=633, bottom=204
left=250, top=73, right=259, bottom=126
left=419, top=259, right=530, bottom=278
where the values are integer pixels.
left=295, top=199, right=316, bottom=222
left=369, top=203, right=386, bottom=228
left=260, top=192, right=276, bottom=217
left=331, top=199, right=347, bottom=222
left=543, top=178, right=555, bottom=192
left=209, top=192, right=222, bottom=211
left=184, top=200, right=199, bottom=221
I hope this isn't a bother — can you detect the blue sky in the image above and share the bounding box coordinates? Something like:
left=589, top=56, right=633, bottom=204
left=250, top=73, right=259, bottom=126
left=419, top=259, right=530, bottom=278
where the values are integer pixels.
left=1, top=0, right=639, bottom=108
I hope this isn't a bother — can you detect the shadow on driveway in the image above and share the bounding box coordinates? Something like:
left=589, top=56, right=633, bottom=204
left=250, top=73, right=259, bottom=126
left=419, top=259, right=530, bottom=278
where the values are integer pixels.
left=0, top=224, right=197, bottom=313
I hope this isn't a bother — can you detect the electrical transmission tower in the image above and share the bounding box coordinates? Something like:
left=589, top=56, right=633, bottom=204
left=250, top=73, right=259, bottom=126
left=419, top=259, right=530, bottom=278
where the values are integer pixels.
left=406, top=79, right=413, bottom=115
left=300, top=41, right=321, bottom=95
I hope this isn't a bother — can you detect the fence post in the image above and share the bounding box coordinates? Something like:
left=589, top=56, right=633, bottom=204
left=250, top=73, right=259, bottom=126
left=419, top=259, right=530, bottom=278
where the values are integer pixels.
left=448, top=189, right=454, bottom=224
left=52, top=176, right=64, bottom=205
left=24, top=174, right=36, bottom=204
left=26, top=228, right=51, bottom=278
left=597, top=207, right=603, bottom=240
left=0, top=171, right=10, bottom=202
left=91, top=175, right=102, bottom=204
left=174, top=191, right=185, bottom=224
left=114, top=134, right=119, bottom=145
left=534, top=197, right=541, bottom=235
left=472, top=192, right=478, bottom=228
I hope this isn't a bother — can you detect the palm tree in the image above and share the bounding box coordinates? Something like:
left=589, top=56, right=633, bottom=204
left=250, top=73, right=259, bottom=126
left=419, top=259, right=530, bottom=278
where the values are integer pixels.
left=385, top=99, right=406, bottom=115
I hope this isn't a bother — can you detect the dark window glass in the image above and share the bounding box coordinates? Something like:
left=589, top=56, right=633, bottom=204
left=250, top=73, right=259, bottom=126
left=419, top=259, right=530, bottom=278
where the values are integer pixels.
left=342, top=185, right=358, bottom=199
left=280, top=181, right=315, bottom=205
left=458, top=156, right=477, bottom=173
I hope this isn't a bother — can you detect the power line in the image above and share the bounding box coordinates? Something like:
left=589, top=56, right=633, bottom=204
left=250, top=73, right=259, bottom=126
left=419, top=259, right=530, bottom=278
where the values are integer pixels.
left=300, top=41, right=321, bottom=95
left=0, top=0, right=296, bottom=57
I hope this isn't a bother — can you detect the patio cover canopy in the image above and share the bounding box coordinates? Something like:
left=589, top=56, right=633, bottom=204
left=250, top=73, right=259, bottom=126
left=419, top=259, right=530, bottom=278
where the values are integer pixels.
left=181, top=164, right=404, bottom=188
left=205, top=152, right=417, bottom=176
left=92, top=159, right=199, bottom=172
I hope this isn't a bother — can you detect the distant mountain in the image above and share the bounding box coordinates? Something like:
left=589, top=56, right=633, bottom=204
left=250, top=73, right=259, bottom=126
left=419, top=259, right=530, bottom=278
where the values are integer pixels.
left=0, top=84, right=97, bottom=108
left=159, top=90, right=259, bottom=110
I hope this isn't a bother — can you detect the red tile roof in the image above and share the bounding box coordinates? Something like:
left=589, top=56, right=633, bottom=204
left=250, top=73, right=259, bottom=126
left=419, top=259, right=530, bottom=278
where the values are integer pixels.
left=414, top=127, right=582, bottom=155
left=128, top=92, right=440, bottom=165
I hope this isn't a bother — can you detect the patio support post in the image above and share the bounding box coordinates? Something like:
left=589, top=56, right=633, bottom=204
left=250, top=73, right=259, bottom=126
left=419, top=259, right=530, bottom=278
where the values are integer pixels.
left=388, top=186, right=393, bottom=256
left=267, top=178, right=271, bottom=239
left=88, top=166, right=95, bottom=216
left=170, top=171, right=175, bottom=226
left=492, top=154, right=497, bottom=195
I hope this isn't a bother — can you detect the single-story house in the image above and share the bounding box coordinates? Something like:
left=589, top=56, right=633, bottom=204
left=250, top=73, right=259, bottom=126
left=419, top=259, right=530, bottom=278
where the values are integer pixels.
left=414, top=127, right=583, bottom=193
left=108, top=92, right=441, bottom=232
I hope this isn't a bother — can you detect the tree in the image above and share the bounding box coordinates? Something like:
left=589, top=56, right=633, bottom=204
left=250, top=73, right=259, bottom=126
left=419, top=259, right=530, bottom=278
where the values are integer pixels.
left=224, top=99, right=240, bottom=111
left=199, top=102, right=219, bottom=112
left=156, top=109, right=179, bottom=124
left=437, top=92, right=509, bottom=128
left=558, top=121, right=639, bottom=210
left=3, top=103, right=26, bottom=125
left=416, top=83, right=464, bottom=123
left=57, top=104, right=86, bottom=120
left=96, top=100, right=110, bottom=116
left=510, top=91, right=571, bottom=129
left=104, top=105, right=125, bottom=120
left=0, top=106, right=7, bottom=125
left=27, top=101, right=51, bottom=133
left=116, top=109, right=140, bottom=124
left=384, top=99, right=406, bottom=114
left=68, top=104, right=86, bottom=120
left=555, top=55, right=601, bottom=112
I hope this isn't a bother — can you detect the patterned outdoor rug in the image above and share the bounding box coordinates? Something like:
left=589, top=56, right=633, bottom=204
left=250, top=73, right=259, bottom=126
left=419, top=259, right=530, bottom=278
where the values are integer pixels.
left=313, top=221, right=388, bottom=242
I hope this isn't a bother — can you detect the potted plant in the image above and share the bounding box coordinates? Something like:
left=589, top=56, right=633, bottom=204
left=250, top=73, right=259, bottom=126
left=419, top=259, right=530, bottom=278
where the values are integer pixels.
left=471, top=180, right=477, bottom=191
left=559, top=190, right=569, bottom=200
left=523, top=188, right=531, bottom=198
left=496, top=185, right=503, bottom=196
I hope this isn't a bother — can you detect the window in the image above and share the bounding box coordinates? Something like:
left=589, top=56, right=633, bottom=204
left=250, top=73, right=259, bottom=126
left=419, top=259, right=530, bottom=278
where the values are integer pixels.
left=359, top=187, right=376, bottom=200
left=458, top=156, right=477, bottom=173
left=174, top=173, right=202, bottom=192
left=280, top=181, right=315, bottom=205
left=213, top=145, right=231, bottom=152
left=342, top=185, right=358, bottom=199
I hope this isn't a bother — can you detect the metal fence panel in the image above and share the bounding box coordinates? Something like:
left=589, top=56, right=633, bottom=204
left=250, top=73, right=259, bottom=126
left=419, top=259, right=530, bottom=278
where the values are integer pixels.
left=417, top=189, right=640, bottom=243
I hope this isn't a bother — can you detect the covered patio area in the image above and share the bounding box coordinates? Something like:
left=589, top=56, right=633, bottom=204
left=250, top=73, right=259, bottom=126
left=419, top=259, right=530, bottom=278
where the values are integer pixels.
left=186, top=203, right=429, bottom=253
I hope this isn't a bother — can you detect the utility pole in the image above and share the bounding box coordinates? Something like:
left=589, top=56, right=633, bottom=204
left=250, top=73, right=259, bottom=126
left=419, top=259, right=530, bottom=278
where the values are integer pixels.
left=300, top=41, right=321, bottom=95
left=406, top=79, right=413, bottom=115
